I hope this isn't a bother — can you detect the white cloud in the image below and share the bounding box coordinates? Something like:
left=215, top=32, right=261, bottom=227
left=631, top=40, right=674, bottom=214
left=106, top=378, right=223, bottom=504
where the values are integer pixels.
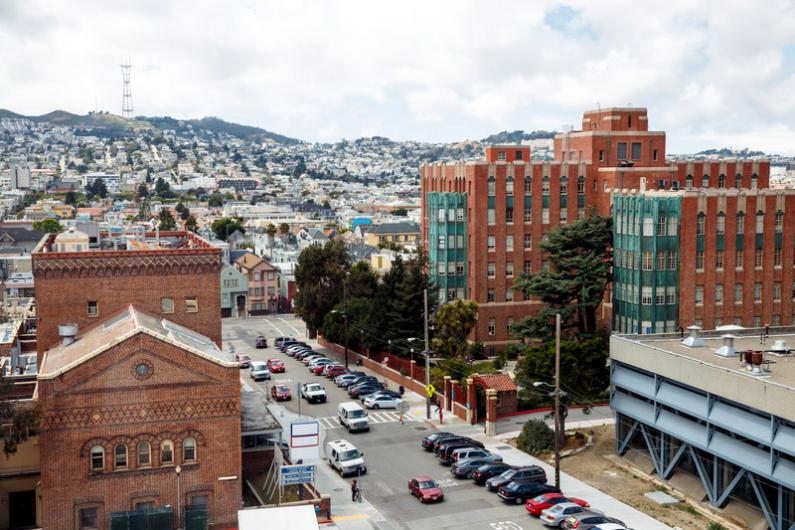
left=0, top=0, right=794, bottom=151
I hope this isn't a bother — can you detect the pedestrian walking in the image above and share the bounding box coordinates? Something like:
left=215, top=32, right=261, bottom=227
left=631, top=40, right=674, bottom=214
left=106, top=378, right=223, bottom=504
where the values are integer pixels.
left=398, top=384, right=405, bottom=397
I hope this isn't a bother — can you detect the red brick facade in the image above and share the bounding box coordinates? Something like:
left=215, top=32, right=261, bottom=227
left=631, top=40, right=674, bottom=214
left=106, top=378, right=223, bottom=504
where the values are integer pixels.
left=37, top=331, right=241, bottom=530
left=420, top=108, right=771, bottom=347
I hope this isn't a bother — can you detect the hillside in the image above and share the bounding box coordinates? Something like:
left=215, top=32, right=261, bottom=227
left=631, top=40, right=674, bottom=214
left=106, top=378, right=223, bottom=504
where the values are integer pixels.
left=481, top=129, right=557, bottom=144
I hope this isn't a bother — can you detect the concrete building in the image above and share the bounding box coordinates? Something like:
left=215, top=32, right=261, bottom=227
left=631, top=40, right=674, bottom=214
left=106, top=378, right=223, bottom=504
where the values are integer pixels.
left=420, top=107, right=772, bottom=349
left=220, top=264, right=248, bottom=318
left=362, top=222, right=420, bottom=248
left=610, top=326, right=795, bottom=529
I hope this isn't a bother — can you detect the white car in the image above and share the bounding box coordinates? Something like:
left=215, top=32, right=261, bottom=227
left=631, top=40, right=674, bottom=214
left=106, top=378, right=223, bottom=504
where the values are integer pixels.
left=363, top=394, right=402, bottom=410
left=249, top=361, right=270, bottom=381
left=302, top=354, right=325, bottom=365
left=301, top=383, right=327, bottom=403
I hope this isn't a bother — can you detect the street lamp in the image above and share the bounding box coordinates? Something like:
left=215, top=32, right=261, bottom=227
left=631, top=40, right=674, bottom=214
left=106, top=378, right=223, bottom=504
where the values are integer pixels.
left=175, top=464, right=182, bottom=530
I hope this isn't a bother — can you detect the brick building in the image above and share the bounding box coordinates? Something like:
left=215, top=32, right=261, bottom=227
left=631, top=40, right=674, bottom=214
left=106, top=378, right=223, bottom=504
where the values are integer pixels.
left=37, top=306, right=241, bottom=530
left=32, top=230, right=222, bottom=360
left=420, top=107, right=772, bottom=348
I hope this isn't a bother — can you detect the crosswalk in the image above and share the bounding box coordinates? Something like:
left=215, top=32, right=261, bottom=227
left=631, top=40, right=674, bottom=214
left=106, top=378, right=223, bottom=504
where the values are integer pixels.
left=316, top=411, right=415, bottom=429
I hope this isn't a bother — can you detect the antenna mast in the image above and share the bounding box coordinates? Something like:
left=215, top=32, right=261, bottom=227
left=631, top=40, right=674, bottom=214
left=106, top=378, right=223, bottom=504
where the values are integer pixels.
left=120, top=58, right=134, bottom=119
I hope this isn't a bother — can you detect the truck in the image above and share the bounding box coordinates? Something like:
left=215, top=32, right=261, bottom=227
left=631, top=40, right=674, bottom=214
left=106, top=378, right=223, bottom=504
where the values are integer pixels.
left=301, top=382, right=327, bottom=404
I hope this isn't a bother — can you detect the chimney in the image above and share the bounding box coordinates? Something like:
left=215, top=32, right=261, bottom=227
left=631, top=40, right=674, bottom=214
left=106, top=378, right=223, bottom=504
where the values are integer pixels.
left=58, top=323, right=78, bottom=346
left=715, top=334, right=739, bottom=357
left=682, top=325, right=705, bottom=348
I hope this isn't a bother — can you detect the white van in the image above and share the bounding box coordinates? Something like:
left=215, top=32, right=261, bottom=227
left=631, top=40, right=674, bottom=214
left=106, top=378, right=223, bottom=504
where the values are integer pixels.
left=337, top=401, right=369, bottom=432
left=326, top=439, right=366, bottom=476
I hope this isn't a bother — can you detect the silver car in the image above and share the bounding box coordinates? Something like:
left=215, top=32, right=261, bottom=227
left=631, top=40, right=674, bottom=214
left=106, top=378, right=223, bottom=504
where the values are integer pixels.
left=540, top=502, right=589, bottom=527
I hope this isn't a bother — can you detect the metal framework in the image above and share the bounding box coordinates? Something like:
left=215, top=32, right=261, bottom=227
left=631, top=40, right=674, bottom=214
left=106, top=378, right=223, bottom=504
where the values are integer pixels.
left=120, top=59, right=133, bottom=119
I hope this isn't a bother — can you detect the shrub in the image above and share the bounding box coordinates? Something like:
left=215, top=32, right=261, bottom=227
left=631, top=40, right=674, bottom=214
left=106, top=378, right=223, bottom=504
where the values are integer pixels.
left=493, top=356, right=505, bottom=370
left=706, top=523, right=727, bottom=530
left=516, top=419, right=555, bottom=455
left=469, top=341, right=486, bottom=360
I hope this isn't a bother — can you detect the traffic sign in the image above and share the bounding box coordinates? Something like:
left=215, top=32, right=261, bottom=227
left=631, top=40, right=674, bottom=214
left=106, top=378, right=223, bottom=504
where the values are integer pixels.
left=280, top=464, right=315, bottom=486
left=425, top=383, right=435, bottom=398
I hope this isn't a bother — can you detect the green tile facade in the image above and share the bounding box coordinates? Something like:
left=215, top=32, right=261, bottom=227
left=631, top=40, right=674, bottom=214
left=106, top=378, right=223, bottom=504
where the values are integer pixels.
left=427, top=192, right=467, bottom=303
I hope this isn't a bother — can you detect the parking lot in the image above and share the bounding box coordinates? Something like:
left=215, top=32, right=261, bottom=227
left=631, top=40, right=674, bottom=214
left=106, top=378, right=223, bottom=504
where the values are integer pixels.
left=224, top=315, right=628, bottom=530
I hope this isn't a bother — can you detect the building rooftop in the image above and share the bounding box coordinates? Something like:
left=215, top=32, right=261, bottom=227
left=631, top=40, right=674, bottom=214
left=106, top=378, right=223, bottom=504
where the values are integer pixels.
left=33, top=230, right=217, bottom=255
left=240, top=385, right=281, bottom=434
left=366, top=222, right=419, bottom=234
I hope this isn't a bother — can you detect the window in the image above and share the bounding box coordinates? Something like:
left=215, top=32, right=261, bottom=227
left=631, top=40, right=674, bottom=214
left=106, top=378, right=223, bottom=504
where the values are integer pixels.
left=736, top=249, right=744, bottom=269
left=506, top=177, right=514, bottom=196
left=86, top=300, right=99, bottom=317
left=542, top=259, right=550, bottom=271
left=457, top=234, right=464, bottom=248
left=506, top=235, right=514, bottom=251
left=515, top=150, right=523, bottom=160
left=754, top=282, right=762, bottom=302
left=560, top=177, right=568, bottom=196
left=735, top=173, right=742, bottom=188
left=776, top=211, right=784, bottom=233
left=715, top=284, right=723, bottom=304
left=753, top=316, right=762, bottom=327
left=114, top=443, right=128, bottom=469
left=447, top=262, right=455, bottom=275
left=542, top=177, right=550, bottom=195
left=774, top=282, right=782, bottom=302
left=488, top=318, right=496, bottom=335
left=506, top=262, right=514, bottom=277
left=773, top=315, right=781, bottom=326
left=653, top=149, right=658, bottom=161
left=696, top=213, right=705, bottom=235
left=719, top=174, right=726, bottom=188
left=695, top=286, right=704, bottom=305
left=735, top=284, right=743, bottom=303
left=617, top=142, right=627, bottom=160
left=456, top=262, right=464, bottom=275
left=656, top=287, right=665, bottom=305
left=447, top=235, right=455, bottom=249
left=657, top=213, right=666, bottom=235
left=505, top=289, right=513, bottom=301
left=736, top=212, right=745, bottom=234
left=756, top=249, right=764, bottom=269
left=696, top=250, right=704, bottom=271
left=506, top=207, right=513, bottom=223
left=79, top=507, right=99, bottom=530
left=560, top=209, right=568, bottom=224
left=751, top=174, right=758, bottom=189
left=185, top=297, right=198, bottom=313
left=667, top=251, right=677, bottom=270
left=641, top=287, right=652, bottom=305
left=577, top=177, right=585, bottom=195
left=701, top=174, right=710, bottom=187
left=642, top=251, right=653, bottom=270
left=188, top=495, right=209, bottom=507
left=716, top=213, right=725, bottom=235
left=138, top=442, right=151, bottom=467
left=437, top=209, right=445, bottom=223
left=161, top=297, right=174, bottom=313
left=524, top=176, right=533, bottom=194
left=183, top=437, right=196, bottom=462
left=628, top=115, right=633, bottom=128
left=487, top=209, right=495, bottom=225
left=542, top=208, right=550, bottom=224
left=90, top=446, right=104, bottom=471
left=643, top=217, right=654, bottom=236
left=487, top=235, right=495, bottom=250
left=253, top=272, right=261, bottom=281
left=161, top=441, right=174, bottom=465
left=666, top=286, right=676, bottom=305
left=437, top=263, right=445, bottom=276
left=437, top=236, right=445, bottom=249
left=775, top=248, right=782, bottom=267
left=657, top=251, right=666, bottom=270
left=524, top=208, right=532, bottom=222
left=488, top=177, right=496, bottom=196
left=487, top=262, right=495, bottom=278
left=448, top=288, right=456, bottom=300
left=507, top=317, right=514, bottom=332
left=756, top=211, right=764, bottom=234
left=456, top=208, right=464, bottom=222
left=523, top=261, right=531, bottom=273
left=716, top=250, right=724, bottom=269
left=686, top=175, right=693, bottom=188
left=497, top=151, right=506, bottom=161
left=631, top=142, right=641, bottom=160
left=599, top=150, right=604, bottom=161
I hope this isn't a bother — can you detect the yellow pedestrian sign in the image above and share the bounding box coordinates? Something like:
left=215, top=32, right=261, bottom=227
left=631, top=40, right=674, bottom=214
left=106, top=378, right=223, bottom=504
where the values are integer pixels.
left=425, top=384, right=435, bottom=398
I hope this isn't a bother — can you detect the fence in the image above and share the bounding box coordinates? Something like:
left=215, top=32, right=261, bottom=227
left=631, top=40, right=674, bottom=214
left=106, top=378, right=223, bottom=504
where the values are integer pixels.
left=109, top=508, right=173, bottom=530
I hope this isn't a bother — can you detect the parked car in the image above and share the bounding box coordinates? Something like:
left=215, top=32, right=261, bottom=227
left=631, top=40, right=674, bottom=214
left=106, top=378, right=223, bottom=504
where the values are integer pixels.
left=309, top=359, right=334, bottom=372
left=326, top=439, right=366, bottom=476
left=436, top=439, right=485, bottom=464
left=590, top=524, right=632, bottom=530
left=335, top=372, right=365, bottom=386
left=255, top=336, right=268, bottom=348
left=497, top=481, right=560, bottom=505
left=301, top=383, right=327, bottom=403
left=281, top=341, right=308, bottom=352
left=324, top=365, right=348, bottom=378
left=540, top=502, right=591, bottom=527
left=486, top=466, right=547, bottom=491
left=249, top=361, right=270, bottom=381
left=450, top=447, right=492, bottom=466
left=234, top=354, right=252, bottom=368
left=450, top=455, right=503, bottom=479
left=267, top=359, right=285, bottom=373
left=274, top=336, right=294, bottom=347
left=421, top=432, right=458, bottom=451
left=471, top=462, right=514, bottom=485
left=313, top=361, right=338, bottom=374
left=349, top=383, right=385, bottom=398
left=408, top=476, right=444, bottom=503
left=367, top=389, right=402, bottom=400
left=526, top=492, right=590, bottom=517
left=561, top=511, right=625, bottom=530
left=271, top=384, right=292, bottom=401
left=302, top=354, right=325, bottom=365
left=433, top=435, right=476, bottom=454
left=345, top=375, right=378, bottom=388
left=292, top=349, right=315, bottom=359
left=363, top=394, right=402, bottom=409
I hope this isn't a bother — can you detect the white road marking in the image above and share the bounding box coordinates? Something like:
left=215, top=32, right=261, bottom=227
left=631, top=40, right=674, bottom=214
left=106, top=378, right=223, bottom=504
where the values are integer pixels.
left=436, top=478, right=459, bottom=488
left=263, top=318, right=284, bottom=335
left=314, top=410, right=414, bottom=429
left=278, top=317, right=304, bottom=338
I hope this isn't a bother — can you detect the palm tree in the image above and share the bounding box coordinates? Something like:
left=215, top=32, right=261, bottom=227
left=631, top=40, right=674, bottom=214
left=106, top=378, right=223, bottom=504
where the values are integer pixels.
left=265, top=223, right=277, bottom=259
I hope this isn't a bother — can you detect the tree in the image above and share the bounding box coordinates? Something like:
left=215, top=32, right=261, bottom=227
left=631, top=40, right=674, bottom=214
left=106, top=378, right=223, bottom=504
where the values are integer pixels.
left=278, top=222, right=290, bottom=235
left=158, top=208, right=177, bottom=231
left=513, top=215, right=612, bottom=339
left=294, top=240, right=349, bottom=338
left=208, top=193, right=224, bottom=207
left=175, top=202, right=190, bottom=220
left=32, top=219, right=63, bottom=234
left=391, top=207, right=408, bottom=216
left=345, top=261, right=379, bottom=299
left=185, top=214, right=198, bottom=232
left=64, top=191, right=77, bottom=206
left=387, top=253, right=434, bottom=348
left=155, top=177, right=173, bottom=198
left=0, top=378, right=41, bottom=457
left=137, top=183, right=149, bottom=199
left=322, top=200, right=331, bottom=210
left=94, top=179, right=108, bottom=198
left=211, top=217, right=245, bottom=241
left=516, top=419, right=555, bottom=456
left=431, top=300, right=479, bottom=358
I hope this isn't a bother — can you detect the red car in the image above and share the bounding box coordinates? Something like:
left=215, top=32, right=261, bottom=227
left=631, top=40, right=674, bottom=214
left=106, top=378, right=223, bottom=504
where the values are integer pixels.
left=324, top=365, right=347, bottom=378
left=271, top=384, right=292, bottom=401
left=408, top=475, right=444, bottom=503
left=234, top=354, right=251, bottom=368
left=267, top=359, right=285, bottom=373
left=526, top=492, right=589, bottom=517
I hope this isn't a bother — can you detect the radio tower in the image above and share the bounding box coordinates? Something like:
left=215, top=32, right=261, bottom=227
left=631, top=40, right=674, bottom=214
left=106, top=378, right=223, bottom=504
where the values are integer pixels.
left=120, top=59, right=133, bottom=119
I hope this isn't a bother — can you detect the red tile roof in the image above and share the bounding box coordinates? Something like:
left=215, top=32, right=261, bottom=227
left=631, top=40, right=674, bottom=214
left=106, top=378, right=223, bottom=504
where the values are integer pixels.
left=475, top=373, right=517, bottom=392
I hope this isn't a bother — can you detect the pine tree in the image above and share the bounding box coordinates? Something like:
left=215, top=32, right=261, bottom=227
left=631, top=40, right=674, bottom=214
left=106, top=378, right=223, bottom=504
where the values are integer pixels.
left=158, top=208, right=177, bottom=231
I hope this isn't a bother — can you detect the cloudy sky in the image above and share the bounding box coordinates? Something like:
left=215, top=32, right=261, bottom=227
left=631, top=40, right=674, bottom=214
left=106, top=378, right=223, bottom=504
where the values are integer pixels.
left=2, top=0, right=795, bottom=152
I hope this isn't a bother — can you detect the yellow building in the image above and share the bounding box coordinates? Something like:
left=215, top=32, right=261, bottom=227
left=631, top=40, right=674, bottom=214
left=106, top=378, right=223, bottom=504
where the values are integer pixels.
left=0, top=436, right=41, bottom=529
left=363, top=222, right=420, bottom=248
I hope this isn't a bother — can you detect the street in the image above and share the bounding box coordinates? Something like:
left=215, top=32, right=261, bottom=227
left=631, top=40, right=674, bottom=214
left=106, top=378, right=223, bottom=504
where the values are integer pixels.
left=224, top=315, right=595, bottom=530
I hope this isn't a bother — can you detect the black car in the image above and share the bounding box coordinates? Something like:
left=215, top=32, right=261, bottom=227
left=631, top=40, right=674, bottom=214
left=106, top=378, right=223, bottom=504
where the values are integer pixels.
left=348, top=383, right=385, bottom=397
left=434, top=435, right=480, bottom=454
left=421, top=432, right=457, bottom=451
left=343, top=375, right=378, bottom=388
left=486, top=466, right=547, bottom=491
left=471, top=462, right=514, bottom=485
left=497, top=481, right=560, bottom=505
left=255, top=336, right=268, bottom=348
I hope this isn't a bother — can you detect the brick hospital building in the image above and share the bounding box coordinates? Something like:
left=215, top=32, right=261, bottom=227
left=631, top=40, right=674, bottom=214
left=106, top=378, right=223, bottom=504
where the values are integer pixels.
left=421, top=107, right=790, bottom=348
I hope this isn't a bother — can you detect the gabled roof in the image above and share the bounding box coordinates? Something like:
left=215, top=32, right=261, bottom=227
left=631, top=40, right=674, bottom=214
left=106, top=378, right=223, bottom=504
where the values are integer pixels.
left=367, top=222, right=419, bottom=234
left=39, top=305, right=233, bottom=379
left=475, top=373, right=518, bottom=392
left=0, top=226, right=47, bottom=243
left=235, top=251, right=264, bottom=269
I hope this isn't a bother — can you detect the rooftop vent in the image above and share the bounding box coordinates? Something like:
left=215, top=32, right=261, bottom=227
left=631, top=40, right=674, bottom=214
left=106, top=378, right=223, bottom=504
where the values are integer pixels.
left=682, top=325, right=705, bottom=348
left=767, top=339, right=790, bottom=357
left=58, top=323, right=78, bottom=346
left=715, top=334, right=739, bottom=357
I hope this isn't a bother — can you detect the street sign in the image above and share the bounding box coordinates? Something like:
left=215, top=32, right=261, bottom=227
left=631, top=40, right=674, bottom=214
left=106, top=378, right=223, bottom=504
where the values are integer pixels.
left=425, top=383, right=435, bottom=398
left=280, top=464, right=315, bottom=486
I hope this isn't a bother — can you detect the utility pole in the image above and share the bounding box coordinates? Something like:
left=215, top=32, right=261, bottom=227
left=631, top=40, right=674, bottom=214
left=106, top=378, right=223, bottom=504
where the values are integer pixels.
left=342, top=274, right=349, bottom=368
left=423, top=288, right=431, bottom=420
left=553, top=313, right=561, bottom=489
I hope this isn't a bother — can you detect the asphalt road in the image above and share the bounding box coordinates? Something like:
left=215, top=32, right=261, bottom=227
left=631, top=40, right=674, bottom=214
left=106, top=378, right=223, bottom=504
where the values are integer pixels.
left=223, top=315, right=582, bottom=530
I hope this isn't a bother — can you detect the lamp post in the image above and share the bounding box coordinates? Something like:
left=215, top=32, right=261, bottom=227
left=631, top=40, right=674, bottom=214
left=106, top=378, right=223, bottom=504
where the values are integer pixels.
left=175, top=464, right=182, bottom=530
left=407, top=288, right=432, bottom=420
left=330, top=309, right=349, bottom=368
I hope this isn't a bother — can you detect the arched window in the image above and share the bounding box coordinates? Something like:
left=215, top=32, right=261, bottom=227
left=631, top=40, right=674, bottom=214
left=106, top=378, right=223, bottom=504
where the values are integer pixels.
left=751, top=174, right=758, bottom=189
left=114, top=443, right=128, bottom=469
left=183, top=437, right=197, bottom=462
left=524, top=176, right=532, bottom=194
left=686, top=174, right=693, bottom=189
left=756, top=211, right=765, bottom=234
left=776, top=211, right=784, bottom=233
left=701, top=174, right=710, bottom=187
left=736, top=212, right=745, bottom=234
left=735, top=173, right=742, bottom=188
left=505, top=176, right=514, bottom=196
left=717, top=212, right=725, bottom=235
left=718, top=174, right=725, bottom=188
left=577, top=176, right=585, bottom=195
left=560, top=176, right=568, bottom=196
left=137, top=442, right=151, bottom=467
left=696, top=213, right=705, bottom=235
left=161, top=440, right=174, bottom=465
left=487, top=176, right=496, bottom=196
left=542, top=176, right=550, bottom=195
left=90, top=446, right=105, bottom=471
